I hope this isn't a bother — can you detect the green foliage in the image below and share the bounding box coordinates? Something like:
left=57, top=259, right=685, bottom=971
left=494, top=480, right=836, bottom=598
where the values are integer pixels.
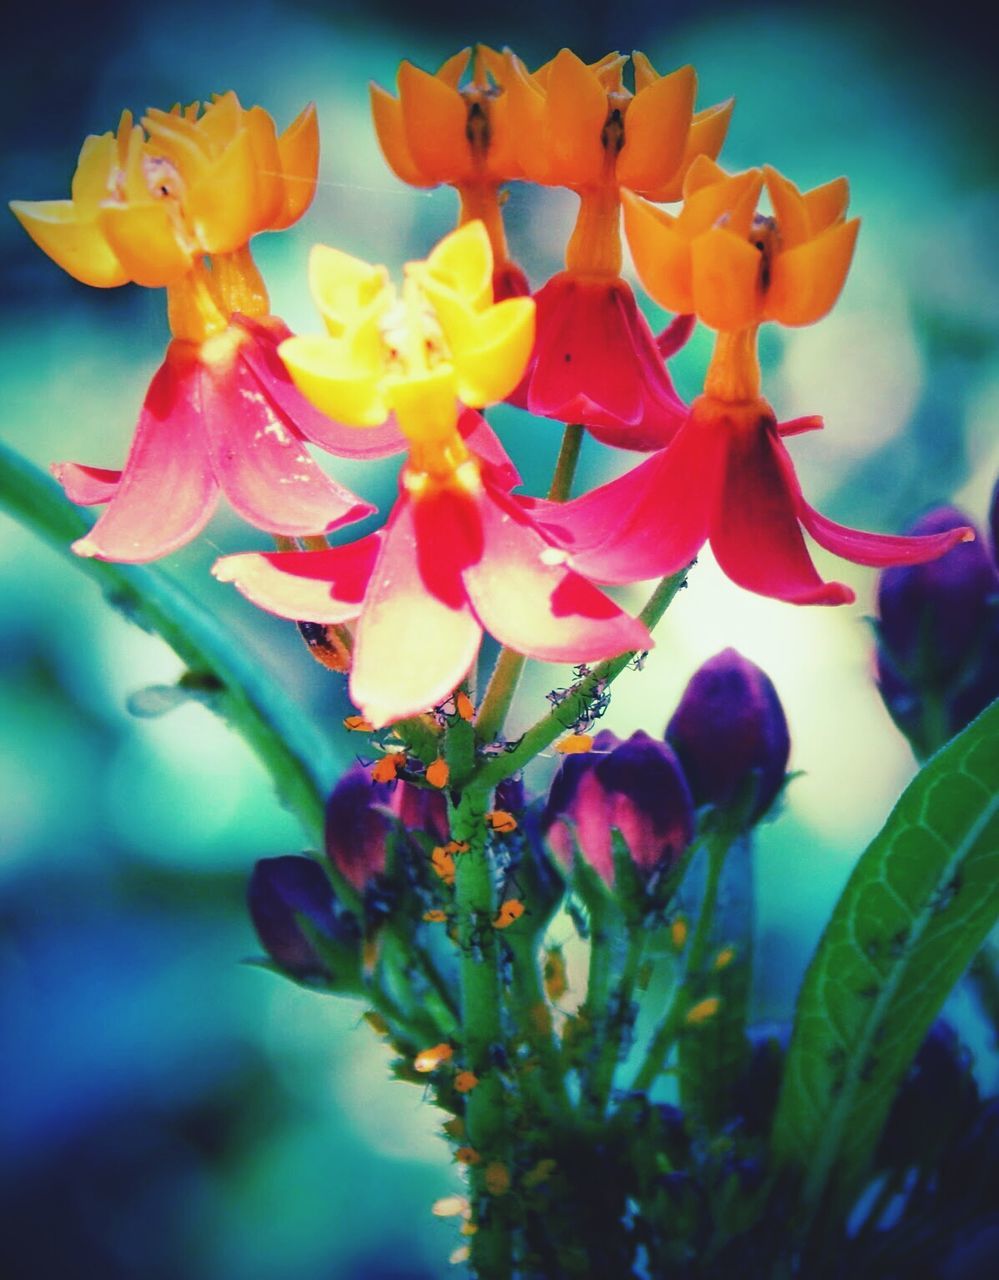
left=772, top=696, right=999, bottom=1232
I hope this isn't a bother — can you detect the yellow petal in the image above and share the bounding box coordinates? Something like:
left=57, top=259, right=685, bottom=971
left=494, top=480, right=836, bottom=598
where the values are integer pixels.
left=98, top=200, right=192, bottom=287
left=503, top=53, right=551, bottom=183
left=645, top=99, right=734, bottom=202
left=398, top=60, right=470, bottom=184
left=544, top=48, right=607, bottom=188
left=448, top=296, right=535, bottom=406
left=621, top=190, right=694, bottom=313
left=690, top=226, right=763, bottom=330
left=370, top=83, right=433, bottom=187
left=309, top=243, right=390, bottom=336
left=184, top=128, right=259, bottom=251
left=762, top=166, right=809, bottom=249
left=273, top=102, right=320, bottom=228
left=9, top=199, right=128, bottom=287
left=142, top=109, right=211, bottom=185
left=424, top=220, right=494, bottom=310
left=617, top=64, right=696, bottom=194
left=280, top=333, right=390, bottom=426
left=70, top=132, right=118, bottom=215
left=244, top=105, right=284, bottom=229
left=764, top=217, right=859, bottom=326
left=802, top=175, right=850, bottom=236
left=387, top=365, right=459, bottom=441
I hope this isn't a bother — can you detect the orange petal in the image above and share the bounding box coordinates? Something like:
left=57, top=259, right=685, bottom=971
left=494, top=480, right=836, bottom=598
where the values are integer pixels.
left=398, top=60, right=470, bottom=184
left=71, top=133, right=118, bottom=214
left=244, top=105, right=284, bottom=229
left=763, top=166, right=809, bottom=249
left=646, top=100, right=734, bottom=202
left=98, top=200, right=192, bottom=287
left=503, top=53, right=551, bottom=183
left=437, top=47, right=471, bottom=88
left=802, top=175, right=850, bottom=236
left=690, top=226, right=762, bottom=330
left=617, top=64, right=696, bottom=194
left=274, top=101, right=321, bottom=227
left=481, top=87, right=520, bottom=181
left=631, top=49, right=660, bottom=95
left=765, top=217, right=860, bottom=326
left=622, top=190, right=694, bottom=313
left=679, top=167, right=764, bottom=238
left=9, top=199, right=128, bottom=287
left=185, top=128, right=259, bottom=252
left=369, top=83, right=432, bottom=187
left=544, top=48, right=607, bottom=188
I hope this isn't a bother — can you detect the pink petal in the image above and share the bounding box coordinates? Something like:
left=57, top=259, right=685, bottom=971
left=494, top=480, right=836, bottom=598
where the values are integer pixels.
left=233, top=314, right=407, bottom=460
left=657, top=313, right=696, bottom=358
left=462, top=485, right=652, bottom=661
left=532, top=412, right=724, bottom=585
left=797, top=500, right=975, bottom=567
left=71, top=345, right=219, bottom=563
left=458, top=408, right=521, bottom=490
left=351, top=497, right=481, bottom=728
left=199, top=330, right=374, bottom=537
left=710, top=420, right=853, bottom=605
left=212, top=534, right=382, bottom=623
left=52, top=463, right=121, bottom=505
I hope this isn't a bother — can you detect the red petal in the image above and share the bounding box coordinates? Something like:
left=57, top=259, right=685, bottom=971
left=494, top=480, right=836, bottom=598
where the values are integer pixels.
left=212, top=534, right=382, bottom=623
left=458, top=408, right=521, bottom=491
left=411, top=483, right=485, bottom=610
left=493, top=262, right=531, bottom=300
left=71, top=346, right=218, bottom=563
left=462, top=486, right=653, bottom=661
left=233, top=314, right=407, bottom=460
left=351, top=498, right=481, bottom=728
left=657, top=313, right=696, bottom=359
left=778, top=415, right=824, bottom=437
left=798, top=501, right=975, bottom=568
left=532, top=412, right=724, bottom=585
left=710, top=419, right=853, bottom=605
left=52, top=463, right=121, bottom=505
left=199, top=332, right=374, bottom=536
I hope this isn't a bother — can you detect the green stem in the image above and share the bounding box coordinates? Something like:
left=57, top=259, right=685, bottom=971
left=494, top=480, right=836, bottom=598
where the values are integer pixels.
left=589, top=927, right=646, bottom=1117
left=547, top=423, right=584, bottom=503
left=0, top=442, right=338, bottom=855
left=506, top=933, right=571, bottom=1113
left=631, top=833, right=729, bottom=1092
left=471, top=566, right=692, bottom=793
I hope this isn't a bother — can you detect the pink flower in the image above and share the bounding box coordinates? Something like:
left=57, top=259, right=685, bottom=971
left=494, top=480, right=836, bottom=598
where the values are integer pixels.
left=55, top=315, right=380, bottom=563
left=530, top=396, right=974, bottom=605
left=213, top=418, right=652, bottom=727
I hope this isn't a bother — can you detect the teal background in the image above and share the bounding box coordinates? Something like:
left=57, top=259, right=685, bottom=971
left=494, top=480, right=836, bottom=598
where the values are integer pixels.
left=1, top=3, right=996, bottom=1276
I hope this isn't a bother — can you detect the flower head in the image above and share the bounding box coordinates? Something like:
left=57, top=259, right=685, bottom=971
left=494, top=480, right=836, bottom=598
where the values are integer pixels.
left=247, top=854, right=361, bottom=985
left=666, top=649, right=790, bottom=825
left=542, top=729, right=694, bottom=885
left=623, top=158, right=860, bottom=331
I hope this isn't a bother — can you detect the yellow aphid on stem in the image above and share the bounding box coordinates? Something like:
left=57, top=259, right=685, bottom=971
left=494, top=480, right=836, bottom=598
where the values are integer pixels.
left=484, top=1162, right=511, bottom=1195
left=426, top=757, right=450, bottom=788
left=432, top=1195, right=471, bottom=1219
left=555, top=733, right=593, bottom=754
left=343, top=715, right=374, bottom=732
left=431, top=846, right=457, bottom=885
left=492, top=900, right=525, bottom=929
left=685, top=997, right=721, bottom=1025
left=485, top=810, right=517, bottom=833
left=423, top=909, right=448, bottom=923
left=543, top=947, right=568, bottom=1001
left=455, top=691, right=475, bottom=721
left=414, top=1042, right=454, bottom=1072
left=454, top=1070, right=479, bottom=1093
left=714, top=946, right=736, bottom=970
left=670, top=917, right=688, bottom=951
left=371, top=752, right=405, bottom=783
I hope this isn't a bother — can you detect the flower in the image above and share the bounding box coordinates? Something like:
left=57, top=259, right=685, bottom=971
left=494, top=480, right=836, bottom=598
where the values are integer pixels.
left=12, top=96, right=379, bottom=561
left=542, top=729, right=694, bottom=884
left=324, top=761, right=448, bottom=891
left=370, top=45, right=528, bottom=298
left=622, top=158, right=860, bottom=332
left=247, top=855, right=361, bottom=984
left=503, top=49, right=732, bottom=447
left=214, top=224, right=652, bottom=726
left=666, top=649, right=790, bottom=824
left=531, top=394, right=975, bottom=604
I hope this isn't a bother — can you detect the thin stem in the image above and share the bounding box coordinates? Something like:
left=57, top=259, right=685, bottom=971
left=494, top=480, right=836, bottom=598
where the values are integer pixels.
left=631, top=833, right=729, bottom=1092
left=506, top=933, right=572, bottom=1113
left=471, top=566, right=692, bottom=792
left=588, top=927, right=646, bottom=1117
left=547, top=423, right=584, bottom=503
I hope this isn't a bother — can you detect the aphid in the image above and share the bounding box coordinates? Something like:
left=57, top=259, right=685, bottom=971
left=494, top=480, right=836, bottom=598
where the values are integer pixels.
left=685, top=996, right=720, bottom=1025
left=343, top=714, right=374, bottom=732
left=425, top=757, right=450, bottom=789
left=629, top=650, right=649, bottom=672
left=423, top=909, right=448, bottom=923
left=431, top=846, right=457, bottom=886
left=371, top=752, right=406, bottom=783
left=297, top=620, right=352, bottom=673
left=485, top=809, right=517, bottom=834
left=492, top=899, right=525, bottom=929
left=414, top=1042, right=454, bottom=1073
left=555, top=733, right=593, bottom=755
left=453, top=1070, right=479, bottom=1094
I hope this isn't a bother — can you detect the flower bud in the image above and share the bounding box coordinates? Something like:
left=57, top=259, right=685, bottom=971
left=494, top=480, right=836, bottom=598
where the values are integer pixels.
left=876, top=505, right=999, bottom=755
left=542, top=730, right=694, bottom=885
left=665, top=649, right=790, bottom=825
left=247, top=855, right=361, bottom=984
left=324, top=762, right=448, bottom=890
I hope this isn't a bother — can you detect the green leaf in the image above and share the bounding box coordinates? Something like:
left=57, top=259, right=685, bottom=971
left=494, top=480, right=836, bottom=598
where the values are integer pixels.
left=0, top=440, right=341, bottom=849
left=771, top=696, right=999, bottom=1230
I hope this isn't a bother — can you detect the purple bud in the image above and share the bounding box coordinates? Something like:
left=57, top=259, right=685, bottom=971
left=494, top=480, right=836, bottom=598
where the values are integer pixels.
left=991, top=474, right=999, bottom=567
left=877, top=506, right=998, bottom=679
left=324, top=763, right=448, bottom=890
left=543, top=730, right=694, bottom=884
left=666, top=649, right=790, bottom=825
left=248, top=855, right=360, bottom=982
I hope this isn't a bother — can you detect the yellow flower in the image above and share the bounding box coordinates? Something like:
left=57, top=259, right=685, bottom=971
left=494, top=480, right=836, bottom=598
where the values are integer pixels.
left=11, top=94, right=318, bottom=294
left=279, top=221, right=535, bottom=470
left=623, top=157, right=860, bottom=331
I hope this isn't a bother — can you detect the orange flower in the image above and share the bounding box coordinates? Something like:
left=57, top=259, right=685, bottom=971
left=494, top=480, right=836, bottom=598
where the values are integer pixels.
left=371, top=46, right=528, bottom=298
left=623, top=158, right=860, bottom=332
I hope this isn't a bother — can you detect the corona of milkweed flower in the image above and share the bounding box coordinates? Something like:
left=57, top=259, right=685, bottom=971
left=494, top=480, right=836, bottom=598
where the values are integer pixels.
left=531, top=163, right=974, bottom=603
left=11, top=95, right=378, bottom=562
left=504, top=49, right=732, bottom=449
left=213, top=223, right=652, bottom=727
left=370, top=45, right=529, bottom=299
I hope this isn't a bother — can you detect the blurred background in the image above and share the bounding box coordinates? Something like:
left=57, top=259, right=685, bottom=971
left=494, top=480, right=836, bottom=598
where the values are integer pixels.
left=1, top=1, right=997, bottom=1276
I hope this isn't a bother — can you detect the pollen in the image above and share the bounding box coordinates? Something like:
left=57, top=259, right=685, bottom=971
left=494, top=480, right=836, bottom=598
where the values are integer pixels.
left=426, top=757, right=450, bottom=788
left=492, top=899, right=524, bottom=929
left=686, top=996, right=721, bottom=1025
left=415, top=1042, right=454, bottom=1073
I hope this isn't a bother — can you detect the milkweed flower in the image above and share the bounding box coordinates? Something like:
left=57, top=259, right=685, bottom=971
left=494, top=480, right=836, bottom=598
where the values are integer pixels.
left=11, top=95, right=376, bottom=562
left=504, top=49, right=732, bottom=449
left=213, top=223, right=652, bottom=727
left=530, top=164, right=974, bottom=603
left=370, top=45, right=529, bottom=299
